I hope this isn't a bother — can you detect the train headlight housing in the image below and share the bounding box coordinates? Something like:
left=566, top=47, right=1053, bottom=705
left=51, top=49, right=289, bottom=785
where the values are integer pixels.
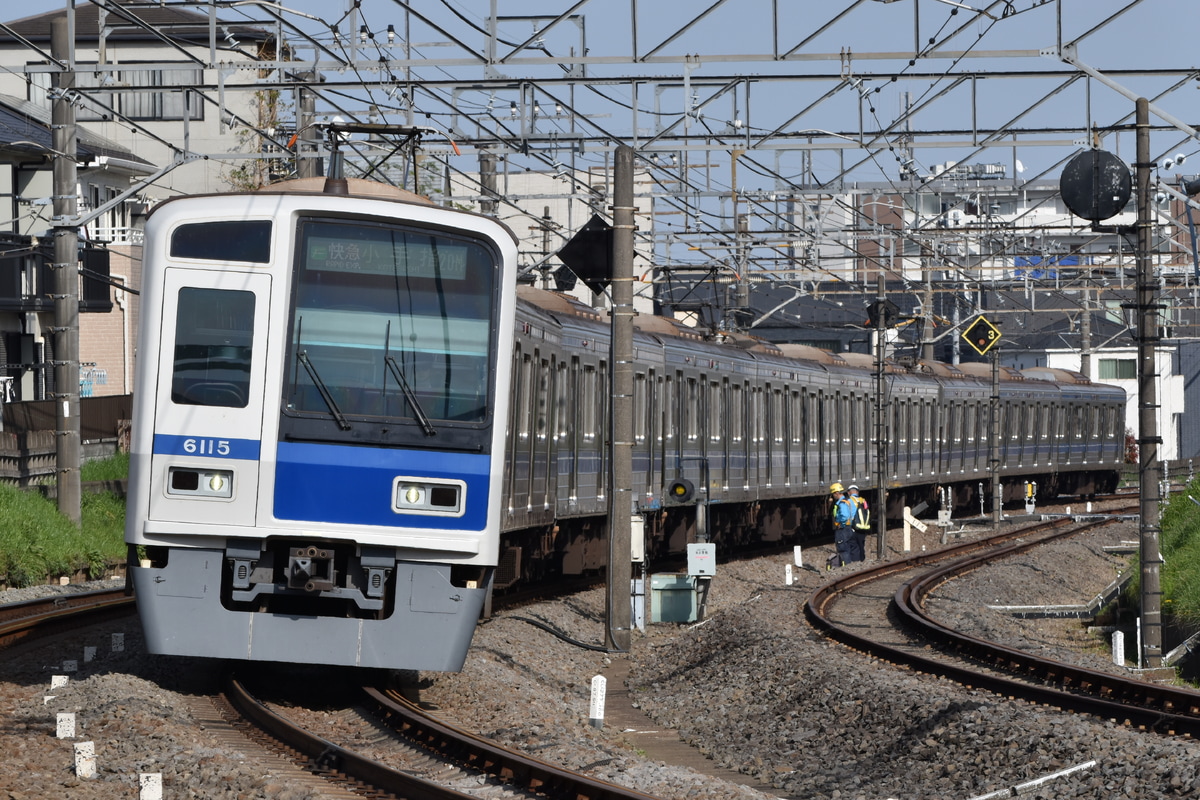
left=392, top=476, right=466, bottom=517
left=167, top=467, right=233, bottom=498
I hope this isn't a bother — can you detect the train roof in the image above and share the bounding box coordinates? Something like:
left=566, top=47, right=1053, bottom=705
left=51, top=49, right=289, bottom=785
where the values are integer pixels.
left=514, top=288, right=1125, bottom=400
left=1019, top=367, right=1094, bottom=384
left=259, top=177, right=433, bottom=204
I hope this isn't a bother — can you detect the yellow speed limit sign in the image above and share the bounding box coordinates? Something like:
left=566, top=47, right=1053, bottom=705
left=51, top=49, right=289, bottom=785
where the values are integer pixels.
left=962, top=315, right=1001, bottom=356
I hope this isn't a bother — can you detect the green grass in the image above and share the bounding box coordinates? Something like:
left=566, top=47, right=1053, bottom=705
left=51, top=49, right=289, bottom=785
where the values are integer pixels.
left=1125, top=476, right=1200, bottom=625
left=0, top=453, right=128, bottom=588
left=1159, top=477, right=1200, bottom=625
left=81, top=451, right=129, bottom=482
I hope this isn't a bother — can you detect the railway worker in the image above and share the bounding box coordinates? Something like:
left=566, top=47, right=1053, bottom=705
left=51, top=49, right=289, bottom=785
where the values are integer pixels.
left=847, top=485, right=870, bottom=563
left=829, top=482, right=857, bottom=568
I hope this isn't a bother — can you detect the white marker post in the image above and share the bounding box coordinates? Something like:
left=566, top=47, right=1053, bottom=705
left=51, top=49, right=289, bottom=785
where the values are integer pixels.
left=140, top=773, right=164, bottom=800
left=56, top=712, right=76, bottom=739
left=74, top=741, right=96, bottom=778
left=589, top=675, right=607, bottom=729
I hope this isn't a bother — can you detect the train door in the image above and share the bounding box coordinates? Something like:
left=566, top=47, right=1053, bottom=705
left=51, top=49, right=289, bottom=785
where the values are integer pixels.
left=782, top=388, right=794, bottom=489
left=597, top=359, right=609, bottom=507
left=554, top=359, right=569, bottom=512
left=568, top=356, right=583, bottom=508
left=535, top=354, right=554, bottom=516
left=816, top=390, right=827, bottom=485
left=150, top=270, right=271, bottom=527
left=515, top=350, right=536, bottom=518
left=633, top=369, right=649, bottom=502
left=709, top=377, right=726, bottom=493
left=684, top=374, right=700, bottom=489
left=765, top=385, right=779, bottom=489
left=504, top=343, right=524, bottom=517
left=661, top=372, right=677, bottom=496
left=730, top=380, right=745, bottom=493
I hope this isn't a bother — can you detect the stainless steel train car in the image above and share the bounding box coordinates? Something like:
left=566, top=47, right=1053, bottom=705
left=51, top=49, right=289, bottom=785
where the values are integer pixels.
left=495, top=287, right=1126, bottom=587
left=125, top=177, right=518, bottom=670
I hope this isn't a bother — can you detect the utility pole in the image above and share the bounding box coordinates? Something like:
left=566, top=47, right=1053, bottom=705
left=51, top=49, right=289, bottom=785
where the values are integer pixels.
left=51, top=17, right=80, bottom=524
left=990, top=350, right=1001, bottom=526
left=296, top=72, right=321, bottom=179
left=873, top=273, right=888, bottom=558
left=1135, top=97, right=1163, bottom=669
left=605, top=144, right=635, bottom=653
left=479, top=149, right=498, bottom=216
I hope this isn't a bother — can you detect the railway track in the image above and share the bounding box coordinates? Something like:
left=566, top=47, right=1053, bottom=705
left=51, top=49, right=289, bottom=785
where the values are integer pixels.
left=806, top=509, right=1200, bottom=737
left=0, top=586, right=133, bottom=650
left=0, top=585, right=665, bottom=800
left=223, top=671, right=667, bottom=800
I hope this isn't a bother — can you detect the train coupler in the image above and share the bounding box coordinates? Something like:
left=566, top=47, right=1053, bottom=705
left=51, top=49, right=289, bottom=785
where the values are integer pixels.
left=288, top=546, right=336, bottom=592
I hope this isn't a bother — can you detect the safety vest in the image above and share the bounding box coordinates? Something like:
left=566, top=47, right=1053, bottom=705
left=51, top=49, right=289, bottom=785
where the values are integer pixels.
left=851, top=495, right=871, bottom=530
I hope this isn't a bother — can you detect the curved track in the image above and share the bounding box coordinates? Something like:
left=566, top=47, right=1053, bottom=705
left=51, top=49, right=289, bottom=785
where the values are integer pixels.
left=224, top=673, right=665, bottom=800
left=0, top=587, right=132, bottom=649
left=806, top=512, right=1200, bottom=737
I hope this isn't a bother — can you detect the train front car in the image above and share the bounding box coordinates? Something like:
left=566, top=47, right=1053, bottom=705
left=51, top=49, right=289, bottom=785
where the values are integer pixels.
left=126, top=179, right=517, bottom=670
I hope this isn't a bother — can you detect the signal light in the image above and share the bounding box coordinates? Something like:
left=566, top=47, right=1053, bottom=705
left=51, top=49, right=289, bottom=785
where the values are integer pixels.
left=667, top=478, right=695, bottom=503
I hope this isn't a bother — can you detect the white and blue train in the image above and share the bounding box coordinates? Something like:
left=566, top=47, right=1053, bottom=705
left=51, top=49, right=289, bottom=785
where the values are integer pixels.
left=127, top=174, right=1126, bottom=672
left=126, top=176, right=518, bottom=670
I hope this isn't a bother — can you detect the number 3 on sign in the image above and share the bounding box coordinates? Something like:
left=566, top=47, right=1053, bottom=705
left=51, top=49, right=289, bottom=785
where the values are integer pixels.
left=184, top=438, right=230, bottom=456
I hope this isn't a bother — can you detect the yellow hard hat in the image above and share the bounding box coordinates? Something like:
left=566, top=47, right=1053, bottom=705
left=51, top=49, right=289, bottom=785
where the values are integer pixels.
left=829, top=482, right=844, bottom=494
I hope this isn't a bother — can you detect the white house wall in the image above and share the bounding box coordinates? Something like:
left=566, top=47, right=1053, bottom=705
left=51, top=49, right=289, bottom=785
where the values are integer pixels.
left=1042, top=347, right=1184, bottom=463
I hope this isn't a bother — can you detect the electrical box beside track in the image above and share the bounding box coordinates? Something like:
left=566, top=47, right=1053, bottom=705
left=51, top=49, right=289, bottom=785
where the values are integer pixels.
left=687, top=542, right=715, bottom=576
left=650, top=574, right=698, bottom=623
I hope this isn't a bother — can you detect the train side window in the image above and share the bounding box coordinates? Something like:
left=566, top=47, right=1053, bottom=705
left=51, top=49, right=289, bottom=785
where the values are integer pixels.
left=170, top=220, right=272, bottom=263
left=171, top=287, right=255, bottom=408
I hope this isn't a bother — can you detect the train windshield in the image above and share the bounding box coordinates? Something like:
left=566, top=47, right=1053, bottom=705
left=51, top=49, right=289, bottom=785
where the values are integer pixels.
left=281, top=217, right=498, bottom=446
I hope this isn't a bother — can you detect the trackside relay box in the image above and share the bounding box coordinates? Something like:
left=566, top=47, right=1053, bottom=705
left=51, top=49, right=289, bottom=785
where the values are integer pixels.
left=687, top=543, right=716, bottom=576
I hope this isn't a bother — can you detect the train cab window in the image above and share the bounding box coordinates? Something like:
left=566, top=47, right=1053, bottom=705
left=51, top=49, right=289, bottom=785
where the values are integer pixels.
left=282, top=218, right=498, bottom=441
left=171, top=220, right=272, bottom=263
left=171, top=287, right=254, bottom=408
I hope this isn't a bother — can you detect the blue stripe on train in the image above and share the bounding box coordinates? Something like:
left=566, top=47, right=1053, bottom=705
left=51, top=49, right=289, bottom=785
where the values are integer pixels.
left=154, top=434, right=261, bottom=460
left=274, top=441, right=491, bottom=530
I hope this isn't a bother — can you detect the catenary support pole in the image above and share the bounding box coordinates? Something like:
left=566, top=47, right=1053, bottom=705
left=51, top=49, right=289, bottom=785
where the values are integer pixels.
left=1135, top=96, right=1163, bottom=668
left=605, top=144, right=635, bottom=653
left=51, top=17, right=81, bottom=524
left=873, top=273, right=887, bottom=559
left=990, top=349, right=1001, bottom=526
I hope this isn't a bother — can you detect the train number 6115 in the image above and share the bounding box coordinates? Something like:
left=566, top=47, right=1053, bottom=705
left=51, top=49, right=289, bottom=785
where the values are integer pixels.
left=183, top=438, right=231, bottom=456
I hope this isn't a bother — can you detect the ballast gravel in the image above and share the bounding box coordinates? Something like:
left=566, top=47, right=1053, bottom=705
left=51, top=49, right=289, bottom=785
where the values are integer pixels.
left=2, top=516, right=1199, bottom=800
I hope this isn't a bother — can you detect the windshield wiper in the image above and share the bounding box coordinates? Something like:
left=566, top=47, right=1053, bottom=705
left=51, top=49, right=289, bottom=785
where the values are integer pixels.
left=385, top=355, right=437, bottom=436
left=298, top=350, right=352, bottom=430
